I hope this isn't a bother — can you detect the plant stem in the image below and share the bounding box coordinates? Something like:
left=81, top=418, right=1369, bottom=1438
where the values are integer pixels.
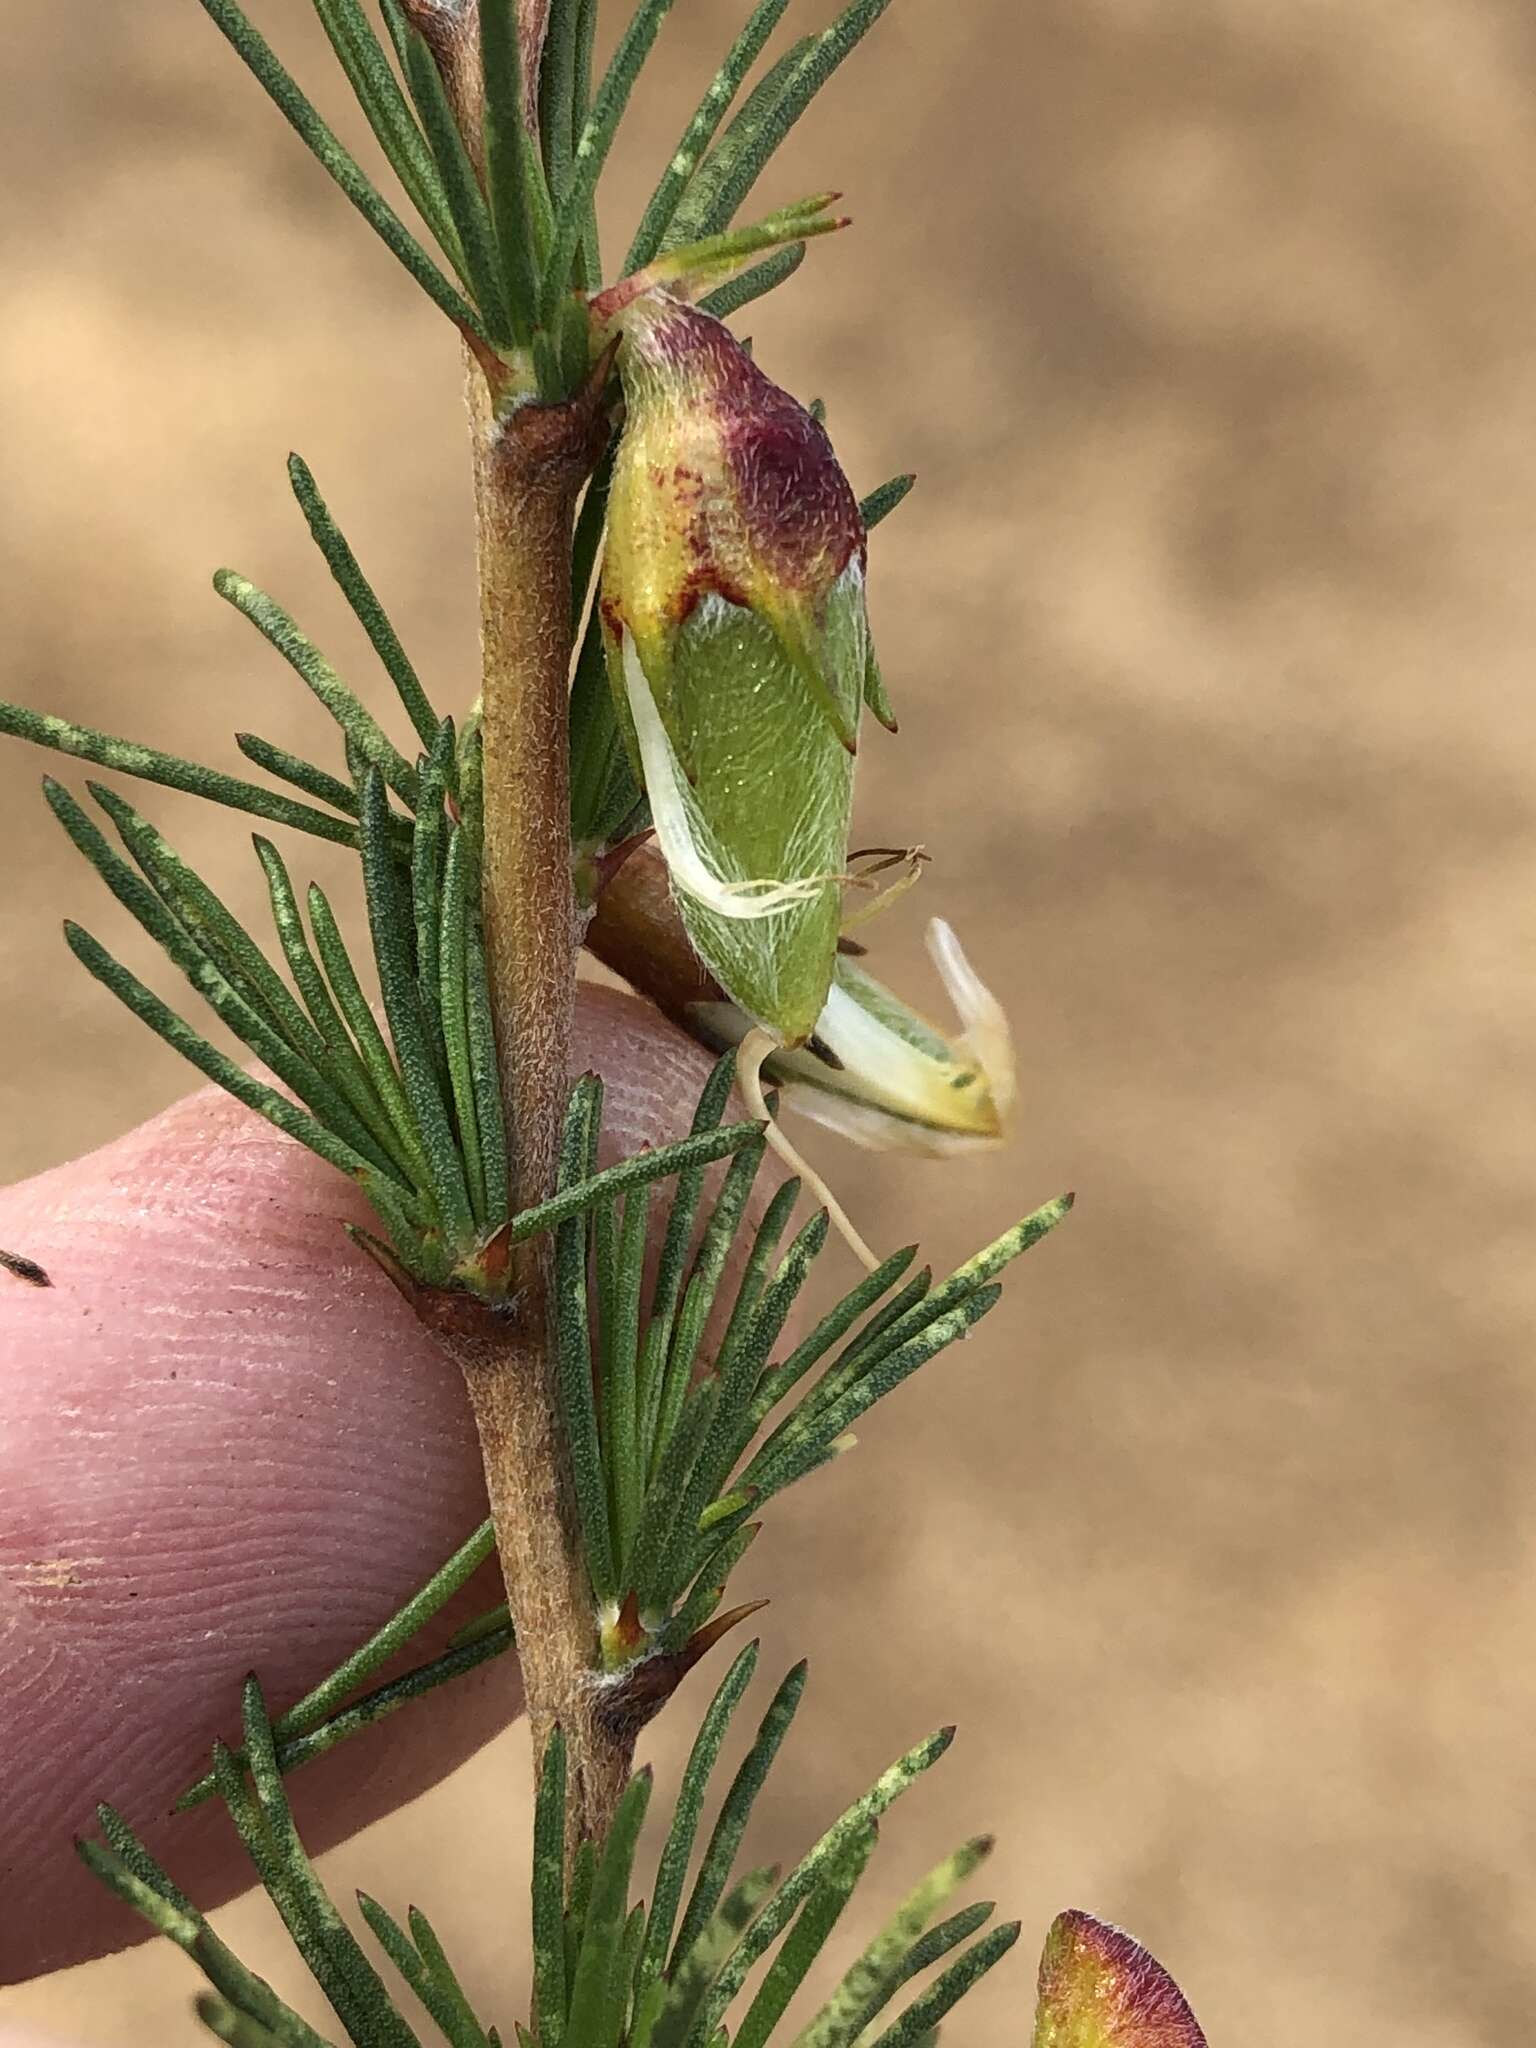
left=453, top=361, right=622, bottom=1846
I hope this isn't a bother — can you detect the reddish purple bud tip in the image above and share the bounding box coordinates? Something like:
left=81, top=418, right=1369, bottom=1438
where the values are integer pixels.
left=1033, top=1910, right=1207, bottom=2047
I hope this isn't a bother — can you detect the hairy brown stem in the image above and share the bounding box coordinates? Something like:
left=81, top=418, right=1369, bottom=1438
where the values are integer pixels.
left=455, top=365, right=621, bottom=1846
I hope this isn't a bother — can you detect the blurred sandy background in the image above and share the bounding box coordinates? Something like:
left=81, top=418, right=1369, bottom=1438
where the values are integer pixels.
left=5, top=0, right=1536, bottom=2040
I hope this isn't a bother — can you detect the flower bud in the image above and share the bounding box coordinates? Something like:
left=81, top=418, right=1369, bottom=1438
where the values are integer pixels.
left=600, top=290, right=874, bottom=1049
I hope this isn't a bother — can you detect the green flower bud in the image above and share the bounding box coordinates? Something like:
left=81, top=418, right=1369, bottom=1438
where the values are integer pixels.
left=600, top=290, right=873, bottom=1049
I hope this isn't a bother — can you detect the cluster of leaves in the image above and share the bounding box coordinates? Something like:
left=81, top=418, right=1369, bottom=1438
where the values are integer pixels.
left=0, top=454, right=769, bottom=1292
left=84, top=1658, right=1207, bottom=2048
left=196, top=0, right=893, bottom=400
left=549, top=1064, right=1069, bottom=1666
left=84, top=1652, right=1013, bottom=2048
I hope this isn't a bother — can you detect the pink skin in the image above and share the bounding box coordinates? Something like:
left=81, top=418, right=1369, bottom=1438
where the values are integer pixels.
left=0, top=986, right=770, bottom=1992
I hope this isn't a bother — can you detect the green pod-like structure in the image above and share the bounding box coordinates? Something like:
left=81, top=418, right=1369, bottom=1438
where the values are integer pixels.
left=601, top=290, right=873, bottom=1048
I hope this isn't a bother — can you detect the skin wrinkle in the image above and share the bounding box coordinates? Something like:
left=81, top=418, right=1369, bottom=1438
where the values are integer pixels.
left=0, top=984, right=786, bottom=1984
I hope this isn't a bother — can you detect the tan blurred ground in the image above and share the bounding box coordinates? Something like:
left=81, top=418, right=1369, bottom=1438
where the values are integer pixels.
left=5, top=1, right=1536, bottom=2040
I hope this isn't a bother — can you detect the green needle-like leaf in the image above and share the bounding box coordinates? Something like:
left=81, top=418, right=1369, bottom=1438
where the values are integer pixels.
left=480, top=0, right=540, bottom=348
left=358, top=1896, right=493, bottom=2048
left=540, top=0, right=679, bottom=325
left=863, top=1921, right=1022, bottom=2048
left=309, top=0, right=464, bottom=272
left=672, top=1660, right=808, bottom=1969
left=401, top=24, right=515, bottom=345
left=502, top=1114, right=764, bottom=1248
left=651, top=1135, right=767, bottom=1473
left=361, top=768, right=474, bottom=1240
left=306, top=878, right=435, bottom=1195
left=215, top=572, right=422, bottom=808
left=287, top=454, right=443, bottom=751
left=792, top=1835, right=994, bottom=2048
left=639, top=1642, right=760, bottom=1990
left=749, top=1244, right=917, bottom=1425
left=556, top=1078, right=618, bottom=1604
left=565, top=1769, right=654, bottom=2048
left=624, top=0, right=791, bottom=270
left=233, top=1682, right=423, bottom=2048
left=235, top=732, right=361, bottom=819
left=667, top=0, right=894, bottom=244
left=648, top=1869, right=779, bottom=2048
left=409, top=1909, right=495, bottom=2048
left=601, top=1180, right=650, bottom=1573
left=532, top=1731, right=569, bottom=2048
left=698, top=241, right=805, bottom=321
left=178, top=1518, right=495, bottom=1809
left=858, top=472, right=915, bottom=531
left=732, top=1824, right=877, bottom=2048
left=683, top=1725, right=959, bottom=2048
left=194, top=0, right=487, bottom=339
left=439, top=830, right=488, bottom=1223
left=0, top=698, right=358, bottom=846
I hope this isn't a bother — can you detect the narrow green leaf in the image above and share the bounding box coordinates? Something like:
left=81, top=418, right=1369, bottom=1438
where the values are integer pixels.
left=195, top=0, right=487, bottom=338
left=533, top=1730, right=568, bottom=2048
left=310, top=0, right=465, bottom=271
left=306, top=878, right=434, bottom=1192
left=360, top=769, right=474, bottom=1237
left=480, top=0, right=539, bottom=345
left=784, top=1264, right=933, bottom=1433
left=409, top=1909, right=494, bottom=2048
left=565, top=1770, right=654, bottom=2048
left=0, top=696, right=357, bottom=845
left=234, top=1683, right=422, bottom=2048
left=215, top=571, right=421, bottom=807
left=411, top=728, right=453, bottom=1086
left=847, top=1902, right=996, bottom=2039
left=60, top=922, right=420, bottom=1233
left=682, top=1726, right=959, bottom=2048
left=603, top=1180, right=650, bottom=1575
left=792, top=1835, right=994, bottom=2048
left=538, top=0, right=582, bottom=201
left=464, top=889, right=511, bottom=1227
left=668, top=0, right=894, bottom=241
left=630, top=1379, right=720, bottom=1624
left=672, top=1660, right=809, bottom=1969
left=858, top=473, right=915, bottom=531
left=650, top=1868, right=779, bottom=2048
left=659, top=38, right=812, bottom=248
left=83, top=784, right=408, bottom=1182
left=749, top=1244, right=917, bottom=1426
left=624, top=0, right=792, bottom=270
left=178, top=1518, right=495, bottom=1809
left=401, top=24, right=515, bottom=343
left=359, top=1895, right=492, bottom=2048
left=540, top=0, right=679, bottom=324
left=556, top=1078, right=618, bottom=1604
left=745, top=1289, right=1005, bottom=1507
left=287, top=453, right=442, bottom=750
left=651, top=1136, right=767, bottom=1474
left=191, top=1995, right=294, bottom=2048
left=439, top=829, right=487, bottom=1224
left=863, top=1922, right=1021, bottom=2048
left=732, top=1824, right=878, bottom=2048
left=48, top=781, right=404, bottom=1180
left=504, top=1118, right=765, bottom=1247
left=235, top=731, right=360, bottom=818
left=698, top=241, right=805, bottom=321
left=640, top=1642, right=760, bottom=1990
left=849, top=1200, right=1073, bottom=1376
left=92, top=1808, right=196, bottom=1915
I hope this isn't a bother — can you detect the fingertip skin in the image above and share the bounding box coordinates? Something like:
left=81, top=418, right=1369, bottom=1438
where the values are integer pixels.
left=0, top=986, right=753, bottom=1983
